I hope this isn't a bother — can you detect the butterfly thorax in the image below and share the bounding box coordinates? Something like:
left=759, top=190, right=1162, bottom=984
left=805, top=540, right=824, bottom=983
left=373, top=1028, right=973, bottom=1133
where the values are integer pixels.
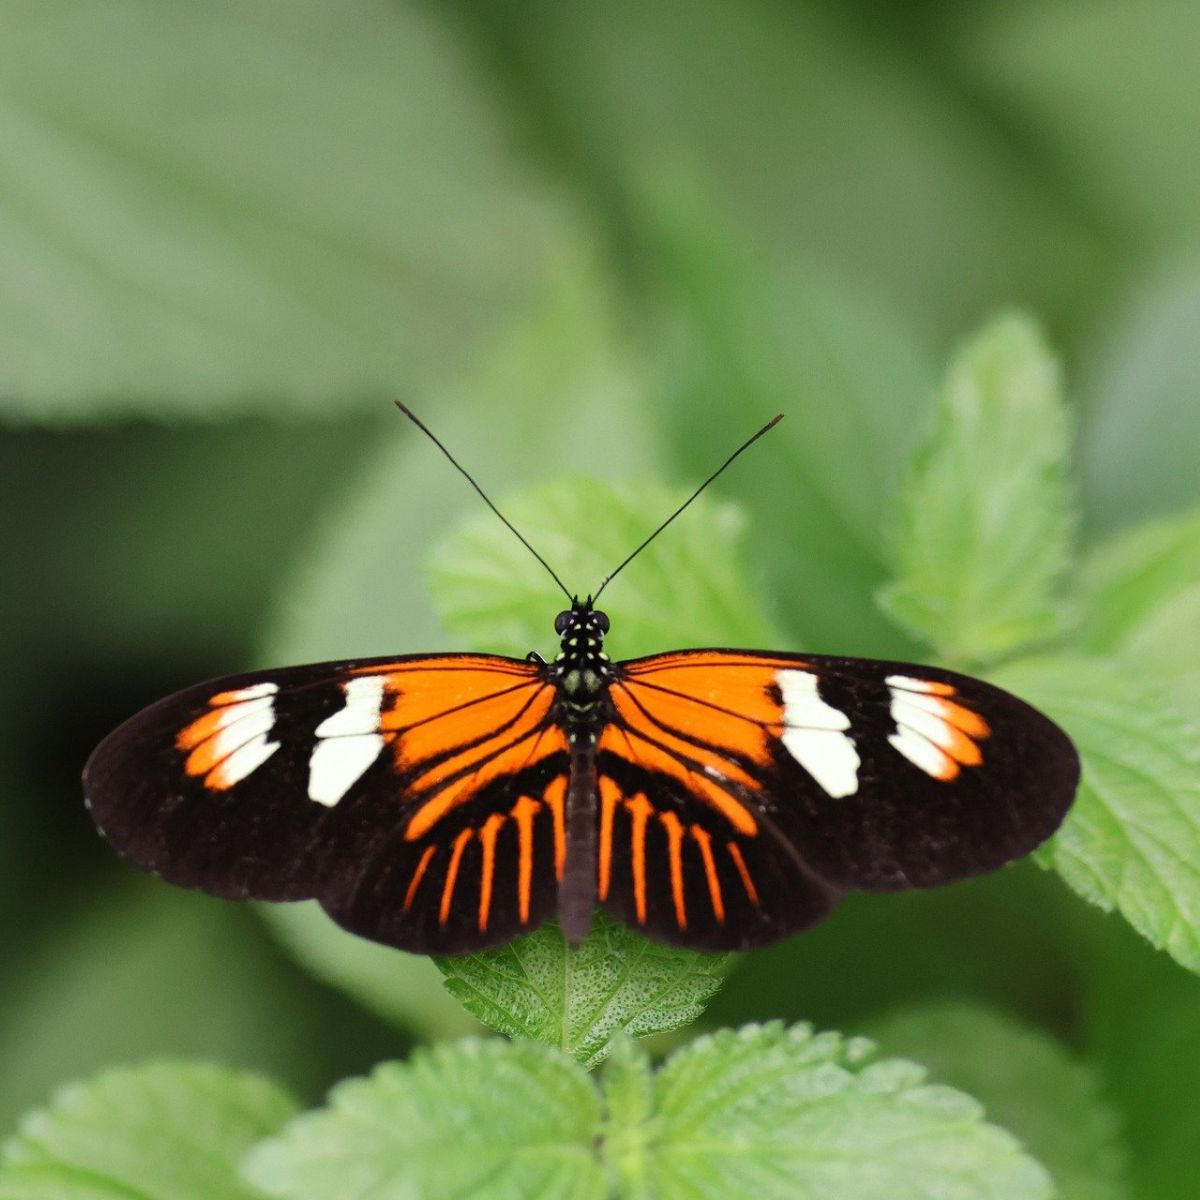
left=547, top=602, right=615, bottom=742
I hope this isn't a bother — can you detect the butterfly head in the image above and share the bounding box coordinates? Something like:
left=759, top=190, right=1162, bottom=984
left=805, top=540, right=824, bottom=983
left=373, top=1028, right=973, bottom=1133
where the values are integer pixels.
left=554, top=596, right=610, bottom=649
left=552, top=599, right=613, bottom=720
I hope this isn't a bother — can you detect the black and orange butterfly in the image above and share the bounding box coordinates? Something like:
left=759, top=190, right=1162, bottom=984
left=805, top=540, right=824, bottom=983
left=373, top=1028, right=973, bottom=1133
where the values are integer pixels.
left=84, top=408, right=1079, bottom=955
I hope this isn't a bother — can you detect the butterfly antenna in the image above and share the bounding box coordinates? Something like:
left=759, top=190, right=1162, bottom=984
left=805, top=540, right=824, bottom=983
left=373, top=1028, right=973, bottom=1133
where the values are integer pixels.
left=395, top=401, right=573, bottom=602
left=592, top=413, right=784, bottom=602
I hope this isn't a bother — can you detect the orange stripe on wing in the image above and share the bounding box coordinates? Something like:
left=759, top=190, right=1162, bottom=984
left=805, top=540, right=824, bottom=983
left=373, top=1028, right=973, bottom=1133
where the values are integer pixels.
left=929, top=720, right=984, bottom=766
left=439, top=828, right=473, bottom=926
left=660, top=810, right=687, bottom=931
left=509, top=795, right=539, bottom=923
left=611, top=685, right=767, bottom=780
left=623, top=651, right=806, bottom=676
left=176, top=705, right=230, bottom=752
left=727, top=842, right=760, bottom=907
left=404, top=724, right=566, bottom=842
left=690, top=825, right=725, bottom=924
left=543, top=774, right=567, bottom=880
left=403, top=845, right=436, bottom=911
left=627, top=794, right=653, bottom=925
left=396, top=684, right=553, bottom=788
left=476, top=813, right=506, bottom=933
left=935, top=698, right=991, bottom=741
left=598, top=776, right=621, bottom=901
left=351, top=655, right=533, bottom=679
left=620, top=655, right=801, bottom=738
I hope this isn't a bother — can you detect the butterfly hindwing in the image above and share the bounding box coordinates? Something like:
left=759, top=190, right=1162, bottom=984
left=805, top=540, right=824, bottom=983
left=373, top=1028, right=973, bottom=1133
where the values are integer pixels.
left=598, top=649, right=1078, bottom=947
left=594, top=744, right=841, bottom=951
left=83, top=653, right=568, bottom=953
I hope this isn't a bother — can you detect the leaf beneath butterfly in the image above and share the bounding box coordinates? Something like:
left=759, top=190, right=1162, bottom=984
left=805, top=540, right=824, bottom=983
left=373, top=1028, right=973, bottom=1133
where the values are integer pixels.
left=244, top=1039, right=607, bottom=1200
left=434, top=914, right=732, bottom=1070
left=244, top=1023, right=1051, bottom=1200
left=603, top=1023, right=1052, bottom=1200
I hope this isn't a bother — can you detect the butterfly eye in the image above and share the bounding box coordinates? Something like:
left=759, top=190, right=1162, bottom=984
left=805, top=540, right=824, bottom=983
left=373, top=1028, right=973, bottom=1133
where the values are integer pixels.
left=554, top=611, right=573, bottom=635
left=594, top=610, right=610, bottom=634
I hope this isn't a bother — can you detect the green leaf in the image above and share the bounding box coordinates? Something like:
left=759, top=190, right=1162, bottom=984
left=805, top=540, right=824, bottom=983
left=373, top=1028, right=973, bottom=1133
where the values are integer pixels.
left=1116, top=585, right=1200, bottom=714
left=1075, top=507, right=1200, bottom=712
left=992, top=655, right=1200, bottom=974
left=257, top=902, right=478, bottom=1043
left=867, top=1003, right=1128, bottom=1200
left=427, top=478, right=785, bottom=661
left=607, top=1022, right=1052, bottom=1200
left=878, top=314, right=1076, bottom=665
left=0, top=1062, right=297, bottom=1200
left=0, top=0, right=567, bottom=420
left=435, top=913, right=731, bottom=1070
left=244, top=1040, right=606, bottom=1200
left=246, top=1024, right=1054, bottom=1200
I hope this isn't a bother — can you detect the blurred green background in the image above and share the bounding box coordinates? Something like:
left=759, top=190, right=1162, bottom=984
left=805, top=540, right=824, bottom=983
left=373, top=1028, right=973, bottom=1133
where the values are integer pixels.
left=2, top=2, right=1198, bottom=1196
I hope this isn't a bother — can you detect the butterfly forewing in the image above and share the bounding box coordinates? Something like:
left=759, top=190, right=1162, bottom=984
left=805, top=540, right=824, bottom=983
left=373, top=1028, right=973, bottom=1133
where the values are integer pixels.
left=84, top=653, right=568, bottom=953
left=761, top=654, right=1080, bottom=892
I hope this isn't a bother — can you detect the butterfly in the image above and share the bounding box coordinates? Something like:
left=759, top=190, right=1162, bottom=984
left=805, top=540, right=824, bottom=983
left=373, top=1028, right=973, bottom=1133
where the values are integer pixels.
left=83, top=408, right=1080, bottom=955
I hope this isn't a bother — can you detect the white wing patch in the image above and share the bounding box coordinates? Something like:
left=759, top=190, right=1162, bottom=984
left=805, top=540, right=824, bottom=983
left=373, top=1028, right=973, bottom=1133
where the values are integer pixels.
left=308, top=675, right=387, bottom=806
left=181, top=683, right=282, bottom=789
left=777, top=669, right=860, bottom=798
left=886, top=674, right=988, bottom=782
left=217, top=735, right=281, bottom=786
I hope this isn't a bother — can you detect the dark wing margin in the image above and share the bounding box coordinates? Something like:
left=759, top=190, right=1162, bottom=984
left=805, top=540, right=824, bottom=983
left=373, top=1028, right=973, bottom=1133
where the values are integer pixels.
left=597, top=648, right=1078, bottom=948
left=83, top=652, right=569, bottom=955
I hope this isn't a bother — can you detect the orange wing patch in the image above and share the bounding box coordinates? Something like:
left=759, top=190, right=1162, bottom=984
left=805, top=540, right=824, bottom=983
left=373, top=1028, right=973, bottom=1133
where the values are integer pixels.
left=606, top=662, right=783, bottom=836
left=621, top=653, right=799, bottom=742
left=349, top=661, right=561, bottom=839
left=600, top=721, right=759, bottom=836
